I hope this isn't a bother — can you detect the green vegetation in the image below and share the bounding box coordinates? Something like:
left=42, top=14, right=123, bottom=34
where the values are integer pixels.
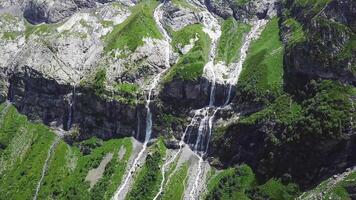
left=206, top=165, right=255, bottom=200
left=282, top=18, right=306, bottom=47
left=2, top=31, right=20, bottom=40
left=59, top=137, right=132, bottom=200
left=293, top=0, right=332, bottom=15
left=80, top=68, right=107, bottom=96
left=241, top=80, right=355, bottom=141
left=217, top=17, right=251, bottom=64
left=234, top=0, right=251, bottom=6
left=164, top=24, right=211, bottom=81
left=0, top=106, right=56, bottom=199
left=104, top=0, right=162, bottom=54
left=171, top=0, right=197, bottom=10
left=237, top=18, right=284, bottom=105
left=301, top=171, right=356, bottom=199
left=162, top=163, right=189, bottom=200
left=127, top=139, right=167, bottom=200
left=205, top=165, right=298, bottom=200
left=0, top=104, right=133, bottom=200
left=114, top=82, right=140, bottom=105
left=25, top=23, right=58, bottom=39
left=257, top=179, right=299, bottom=200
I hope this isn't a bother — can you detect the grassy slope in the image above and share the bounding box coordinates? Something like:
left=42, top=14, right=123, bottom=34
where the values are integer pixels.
left=0, top=104, right=133, bottom=200
left=126, top=139, right=167, bottom=200
left=164, top=24, right=211, bottom=81
left=237, top=18, right=284, bottom=105
left=162, top=162, right=189, bottom=200
left=205, top=165, right=299, bottom=200
left=0, top=106, right=56, bottom=200
left=104, top=0, right=162, bottom=53
left=217, top=17, right=251, bottom=65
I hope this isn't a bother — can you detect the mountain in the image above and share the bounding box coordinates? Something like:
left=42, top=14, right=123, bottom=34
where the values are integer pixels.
left=0, top=0, right=355, bottom=199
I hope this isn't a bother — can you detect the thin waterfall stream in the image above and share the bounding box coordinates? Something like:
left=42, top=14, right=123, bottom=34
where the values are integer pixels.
left=66, top=86, right=76, bottom=130
left=33, top=136, right=60, bottom=200
left=111, top=2, right=171, bottom=200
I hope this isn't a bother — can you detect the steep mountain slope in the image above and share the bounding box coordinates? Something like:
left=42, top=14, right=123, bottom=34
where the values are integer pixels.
left=0, top=0, right=355, bottom=199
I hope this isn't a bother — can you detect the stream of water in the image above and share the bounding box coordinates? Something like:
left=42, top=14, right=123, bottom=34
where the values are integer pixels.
left=33, top=137, right=60, bottom=200
left=111, top=2, right=171, bottom=199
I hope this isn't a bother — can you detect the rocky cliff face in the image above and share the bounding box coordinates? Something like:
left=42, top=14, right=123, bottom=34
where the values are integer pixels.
left=7, top=67, right=142, bottom=141
left=281, top=0, right=356, bottom=93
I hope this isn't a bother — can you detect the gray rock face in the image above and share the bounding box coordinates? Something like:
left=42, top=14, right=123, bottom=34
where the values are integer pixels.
left=162, top=2, right=201, bottom=31
left=23, top=0, right=95, bottom=24
left=7, top=67, right=141, bottom=141
left=205, top=0, right=277, bottom=21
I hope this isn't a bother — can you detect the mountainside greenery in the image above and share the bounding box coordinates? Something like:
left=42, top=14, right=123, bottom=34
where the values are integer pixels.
left=104, top=0, right=162, bottom=54
left=236, top=18, right=284, bottom=105
left=0, top=104, right=133, bottom=200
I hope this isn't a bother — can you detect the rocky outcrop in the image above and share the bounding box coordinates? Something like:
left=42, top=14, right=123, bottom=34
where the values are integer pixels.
left=205, top=0, right=277, bottom=21
left=160, top=77, right=230, bottom=111
left=209, top=118, right=356, bottom=189
left=281, top=0, right=356, bottom=93
left=5, top=67, right=144, bottom=141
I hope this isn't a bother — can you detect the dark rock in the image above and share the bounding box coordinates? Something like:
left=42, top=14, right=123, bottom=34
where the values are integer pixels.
left=208, top=118, right=356, bottom=189
left=6, top=67, right=143, bottom=141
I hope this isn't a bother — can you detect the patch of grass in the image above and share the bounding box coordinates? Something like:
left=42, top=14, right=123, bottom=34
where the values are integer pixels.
left=205, top=164, right=255, bottom=200
left=236, top=18, right=284, bottom=105
left=217, top=17, right=251, bottom=64
left=164, top=24, right=211, bottom=82
left=2, top=31, right=20, bottom=40
left=282, top=18, right=306, bottom=47
left=114, top=82, right=140, bottom=105
left=0, top=105, right=56, bottom=200
left=43, top=137, right=132, bottom=200
left=171, top=24, right=203, bottom=52
left=234, top=0, right=251, bottom=6
left=171, top=0, right=197, bottom=10
left=80, top=68, right=107, bottom=96
left=126, top=138, right=167, bottom=200
left=293, top=0, right=332, bottom=15
left=25, top=23, right=58, bottom=39
left=257, top=179, right=299, bottom=200
left=104, top=0, right=162, bottom=54
left=162, top=163, right=189, bottom=200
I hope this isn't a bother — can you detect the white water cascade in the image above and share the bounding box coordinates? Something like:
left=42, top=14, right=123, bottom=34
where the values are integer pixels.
left=178, top=1, right=269, bottom=199
left=111, top=2, right=171, bottom=200
left=153, top=115, right=198, bottom=200
left=224, top=19, right=268, bottom=105
left=33, top=137, right=60, bottom=200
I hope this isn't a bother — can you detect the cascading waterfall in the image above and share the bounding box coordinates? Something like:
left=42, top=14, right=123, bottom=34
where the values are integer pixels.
left=111, top=2, right=171, bottom=200
left=188, top=19, right=268, bottom=199
left=153, top=115, right=198, bottom=200
left=224, top=19, right=268, bottom=105
left=33, top=137, right=60, bottom=200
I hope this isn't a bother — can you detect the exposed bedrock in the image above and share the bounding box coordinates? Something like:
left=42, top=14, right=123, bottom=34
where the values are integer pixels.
left=5, top=67, right=143, bottom=141
left=160, top=77, right=233, bottom=111
left=209, top=120, right=356, bottom=189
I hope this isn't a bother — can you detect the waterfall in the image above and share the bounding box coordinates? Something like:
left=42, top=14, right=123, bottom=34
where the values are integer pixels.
left=153, top=116, right=198, bottom=200
left=224, top=19, right=268, bottom=105
left=111, top=2, right=171, bottom=200
left=33, top=137, right=60, bottom=200
left=66, top=86, right=76, bottom=130
left=177, top=1, right=269, bottom=199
